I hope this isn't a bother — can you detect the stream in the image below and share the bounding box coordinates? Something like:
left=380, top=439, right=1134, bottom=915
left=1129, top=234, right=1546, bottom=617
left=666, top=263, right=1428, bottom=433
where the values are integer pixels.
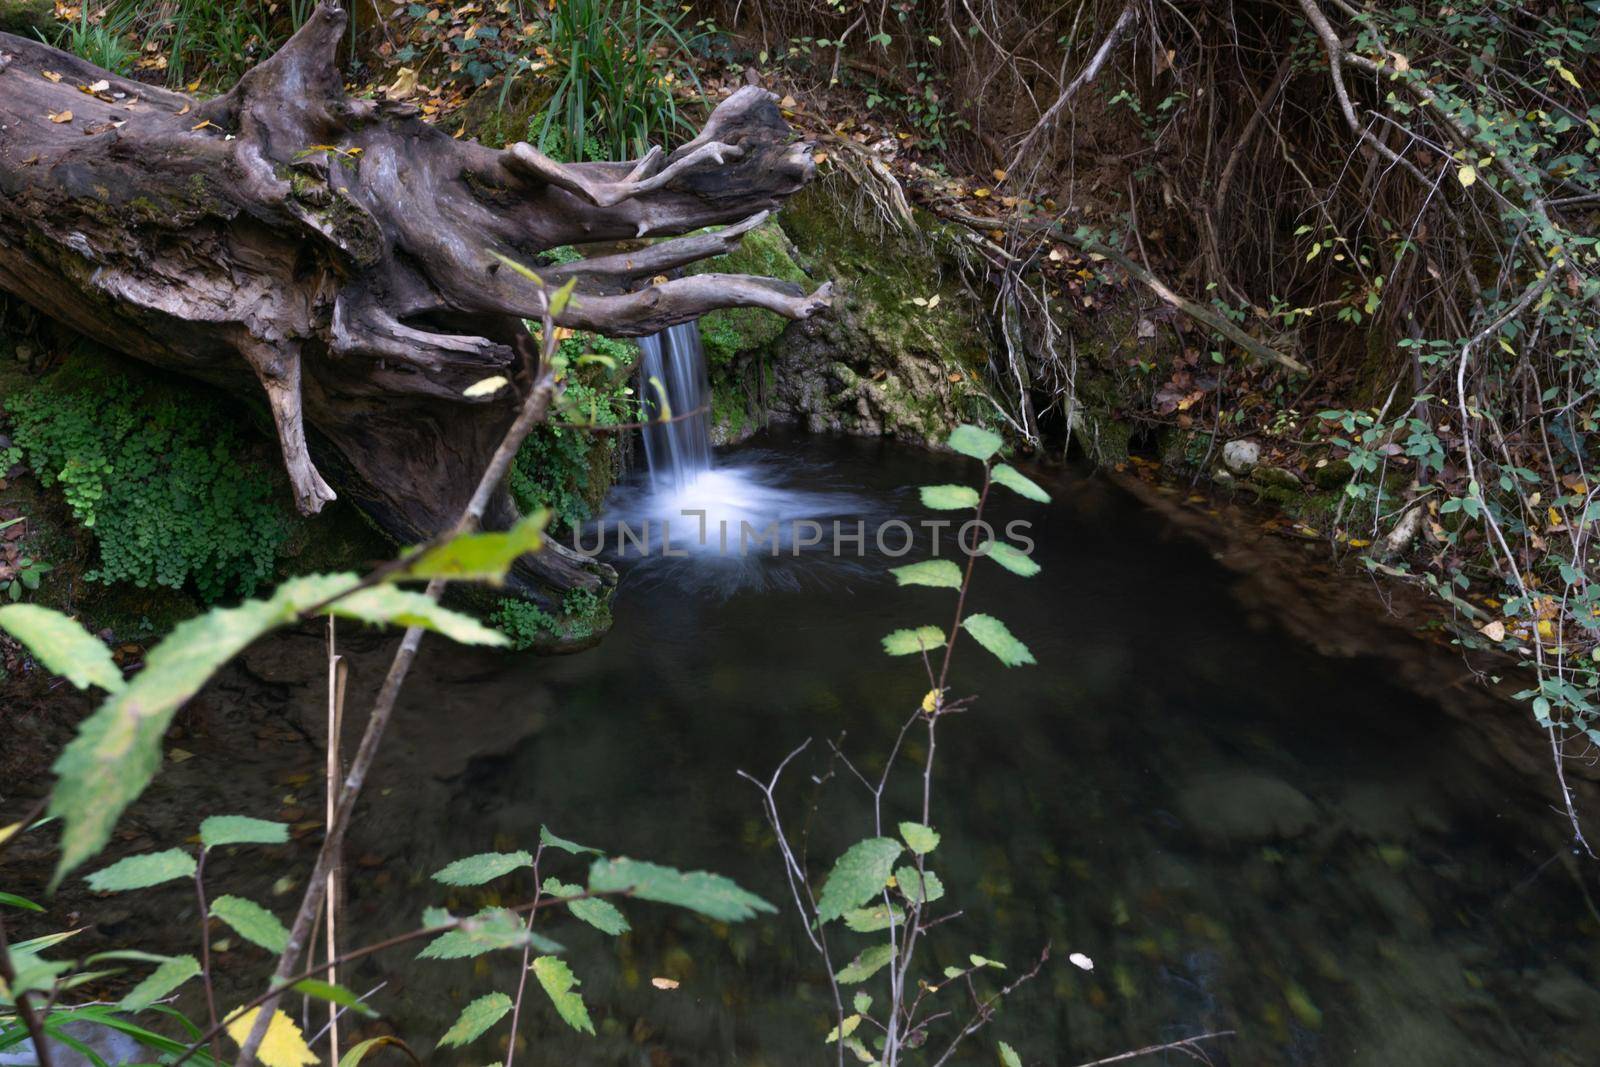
left=16, top=428, right=1600, bottom=1066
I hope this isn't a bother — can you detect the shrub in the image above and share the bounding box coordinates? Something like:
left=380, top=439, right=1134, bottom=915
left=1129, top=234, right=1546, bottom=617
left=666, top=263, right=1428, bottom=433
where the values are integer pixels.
left=3, top=367, right=289, bottom=601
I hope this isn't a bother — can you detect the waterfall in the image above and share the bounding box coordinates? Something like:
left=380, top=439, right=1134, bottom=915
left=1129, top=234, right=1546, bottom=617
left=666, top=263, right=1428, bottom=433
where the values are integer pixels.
left=637, top=321, right=713, bottom=491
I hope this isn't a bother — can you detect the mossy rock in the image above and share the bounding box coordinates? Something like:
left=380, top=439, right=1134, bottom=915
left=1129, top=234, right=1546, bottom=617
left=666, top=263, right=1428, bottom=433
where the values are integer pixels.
left=0, top=0, right=53, bottom=36
left=752, top=171, right=991, bottom=446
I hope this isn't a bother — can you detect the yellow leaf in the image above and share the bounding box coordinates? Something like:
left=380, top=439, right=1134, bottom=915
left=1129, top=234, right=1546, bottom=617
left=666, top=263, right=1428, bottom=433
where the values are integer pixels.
left=225, top=1008, right=318, bottom=1067
left=813, top=150, right=829, bottom=164
left=49, top=110, right=72, bottom=123
left=779, top=94, right=797, bottom=109
left=1457, top=165, right=1477, bottom=187
left=1482, top=620, right=1506, bottom=642
left=991, top=168, right=1007, bottom=182
left=1547, top=506, right=1563, bottom=529
left=927, top=294, right=940, bottom=309
left=41, top=70, right=62, bottom=83
left=1389, top=52, right=1410, bottom=73
left=921, top=689, right=940, bottom=713
left=85, top=79, right=109, bottom=93
left=1537, top=620, right=1555, bottom=639
left=463, top=375, right=509, bottom=398
left=650, top=977, right=679, bottom=990
left=0, top=821, right=21, bottom=846
left=973, top=187, right=991, bottom=198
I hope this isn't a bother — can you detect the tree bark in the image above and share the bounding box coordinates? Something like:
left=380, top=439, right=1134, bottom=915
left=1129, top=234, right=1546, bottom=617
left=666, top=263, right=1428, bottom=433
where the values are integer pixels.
left=0, top=3, right=829, bottom=597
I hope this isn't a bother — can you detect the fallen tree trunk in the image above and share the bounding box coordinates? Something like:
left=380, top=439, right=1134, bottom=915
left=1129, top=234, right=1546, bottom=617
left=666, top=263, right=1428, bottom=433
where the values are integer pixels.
left=0, top=2, right=829, bottom=597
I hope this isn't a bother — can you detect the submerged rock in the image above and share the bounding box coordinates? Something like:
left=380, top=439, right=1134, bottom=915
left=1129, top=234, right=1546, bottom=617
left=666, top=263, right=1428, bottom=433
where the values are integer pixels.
left=1175, top=771, right=1318, bottom=845
left=1222, top=438, right=1260, bottom=473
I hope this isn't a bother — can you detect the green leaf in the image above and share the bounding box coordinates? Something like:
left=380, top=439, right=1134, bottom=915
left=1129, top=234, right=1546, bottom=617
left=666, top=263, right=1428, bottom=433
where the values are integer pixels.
left=543, top=878, right=630, bottom=935
left=587, top=858, right=776, bottom=922
left=532, top=956, right=594, bottom=1034
left=118, top=955, right=201, bottom=1012
left=86, top=849, right=196, bottom=892
left=835, top=944, right=895, bottom=984
left=292, top=979, right=379, bottom=1018
left=962, top=613, right=1036, bottom=666
left=418, top=908, right=561, bottom=960
left=898, top=822, right=940, bottom=855
left=540, top=824, right=602, bottom=856
left=969, top=953, right=1005, bottom=969
left=816, top=838, right=902, bottom=923
left=894, top=865, right=945, bottom=905
left=853, top=991, right=873, bottom=1014
left=199, top=815, right=289, bottom=848
left=0, top=891, right=44, bottom=912
left=991, top=464, right=1050, bottom=503
left=890, top=559, right=963, bottom=589
left=0, top=605, right=125, bottom=693
left=980, top=541, right=1040, bottom=577
left=431, top=851, right=534, bottom=886
left=338, top=1036, right=419, bottom=1067
left=919, top=484, right=980, bottom=510
left=882, top=626, right=946, bottom=656
left=47, top=572, right=505, bottom=885
left=948, top=425, right=1003, bottom=461
left=998, top=1040, right=1023, bottom=1067
left=842, top=903, right=904, bottom=932
left=437, top=992, right=513, bottom=1049
left=209, top=895, right=289, bottom=953
left=404, top=511, right=549, bottom=583
left=826, top=1014, right=862, bottom=1043
left=325, top=585, right=508, bottom=646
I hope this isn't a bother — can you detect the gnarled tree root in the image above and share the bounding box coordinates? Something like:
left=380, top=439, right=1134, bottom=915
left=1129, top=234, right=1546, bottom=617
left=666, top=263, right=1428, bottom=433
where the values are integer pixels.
left=0, top=3, right=829, bottom=600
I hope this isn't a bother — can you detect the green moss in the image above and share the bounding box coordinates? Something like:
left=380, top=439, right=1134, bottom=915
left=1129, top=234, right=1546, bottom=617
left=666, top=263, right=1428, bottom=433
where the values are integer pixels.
left=686, top=221, right=810, bottom=368
left=491, top=586, right=613, bottom=650
left=508, top=332, right=637, bottom=530
left=0, top=0, right=53, bottom=36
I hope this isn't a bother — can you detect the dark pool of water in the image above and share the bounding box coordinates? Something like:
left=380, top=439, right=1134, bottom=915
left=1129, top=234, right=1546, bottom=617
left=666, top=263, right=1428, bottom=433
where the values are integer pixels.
left=34, top=428, right=1600, bottom=1066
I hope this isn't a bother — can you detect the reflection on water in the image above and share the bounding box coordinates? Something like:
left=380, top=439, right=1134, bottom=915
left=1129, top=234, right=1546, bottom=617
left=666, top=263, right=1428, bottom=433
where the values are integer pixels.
left=58, top=429, right=1600, bottom=1065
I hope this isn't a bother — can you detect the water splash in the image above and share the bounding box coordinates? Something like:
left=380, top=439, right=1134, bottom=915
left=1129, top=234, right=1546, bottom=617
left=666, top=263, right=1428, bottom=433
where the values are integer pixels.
left=637, top=322, right=712, bottom=492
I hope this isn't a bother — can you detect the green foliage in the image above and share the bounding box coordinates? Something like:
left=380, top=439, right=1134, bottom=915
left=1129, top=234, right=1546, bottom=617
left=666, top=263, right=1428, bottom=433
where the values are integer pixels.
left=947, top=425, right=1003, bottom=461
left=0, top=604, right=124, bottom=692
left=117, top=955, right=201, bottom=1013
left=815, top=837, right=902, bottom=924
left=4, top=368, right=289, bottom=601
left=437, top=992, right=513, bottom=1049
left=418, top=907, right=558, bottom=960
left=835, top=944, right=895, bottom=985
left=882, top=626, right=945, bottom=656
left=894, top=866, right=945, bottom=905
left=962, top=613, right=1035, bottom=667
left=981, top=540, right=1041, bottom=578
left=898, top=822, right=939, bottom=855
left=990, top=464, right=1050, bottom=503
left=198, top=815, right=288, bottom=848
left=890, top=559, right=963, bottom=588
left=509, top=333, right=637, bottom=531
left=530, top=0, right=703, bottom=162
left=491, top=586, right=612, bottom=649
left=107, top=0, right=313, bottom=89
left=543, top=878, right=630, bottom=935
left=919, top=484, right=980, bottom=510
left=39, top=572, right=504, bottom=883
left=85, top=849, right=196, bottom=892
left=587, top=857, right=777, bottom=922
left=405, top=511, right=548, bottom=582
left=47, top=4, right=138, bottom=74
left=208, top=895, right=289, bottom=953
left=531, top=957, right=594, bottom=1034
left=540, top=824, right=602, bottom=855
left=431, top=851, right=534, bottom=886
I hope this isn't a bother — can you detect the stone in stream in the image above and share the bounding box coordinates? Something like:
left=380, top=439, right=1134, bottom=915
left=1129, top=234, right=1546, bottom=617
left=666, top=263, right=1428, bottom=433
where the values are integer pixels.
left=1175, top=771, right=1319, bottom=845
left=0, top=1021, right=143, bottom=1067
left=1221, top=438, right=1261, bottom=473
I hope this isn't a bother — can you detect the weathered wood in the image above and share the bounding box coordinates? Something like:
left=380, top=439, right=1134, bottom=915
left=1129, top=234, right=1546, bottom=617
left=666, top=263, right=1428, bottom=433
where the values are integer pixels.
left=0, top=2, right=829, bottom=597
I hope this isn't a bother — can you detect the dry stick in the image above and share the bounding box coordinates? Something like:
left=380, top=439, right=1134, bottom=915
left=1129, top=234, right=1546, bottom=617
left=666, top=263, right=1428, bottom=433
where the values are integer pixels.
left=193, top=849, right=224, bottom=1065
left=322, top=617, right=347, bottom=1066
left=236, top=315, right=564, bottom=1067
left=0, top=910, right=54, bottom=1067
left=1064, top=1030, right=1237, bottom=1067
left=501, top=845, right=545, bottom=1067
left=1003, top=3, right=1137, bottom=179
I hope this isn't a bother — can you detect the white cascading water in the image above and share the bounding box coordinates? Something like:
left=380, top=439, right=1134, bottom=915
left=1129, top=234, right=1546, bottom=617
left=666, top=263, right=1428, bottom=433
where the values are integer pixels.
left=637, top=322, right=713, bottom=492
left=593, top=319, right=879, bottom=593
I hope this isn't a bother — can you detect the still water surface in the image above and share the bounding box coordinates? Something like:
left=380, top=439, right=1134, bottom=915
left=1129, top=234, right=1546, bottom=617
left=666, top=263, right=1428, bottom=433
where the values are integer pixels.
left=103, top=430, right=1600, bottom=1065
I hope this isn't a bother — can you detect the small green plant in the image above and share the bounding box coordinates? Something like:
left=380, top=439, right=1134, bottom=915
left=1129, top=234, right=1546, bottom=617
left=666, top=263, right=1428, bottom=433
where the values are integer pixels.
left=743, top=424, right=1054, bottom=1065
left=4, top=368, right=289, bottom=601
left=491, top=587, right=611, bottom=649
left=1, top=555, right=51, bottom=603
left=529, top=0, right=704, bottom=161
left=46, top=5, right=138, bottom=74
